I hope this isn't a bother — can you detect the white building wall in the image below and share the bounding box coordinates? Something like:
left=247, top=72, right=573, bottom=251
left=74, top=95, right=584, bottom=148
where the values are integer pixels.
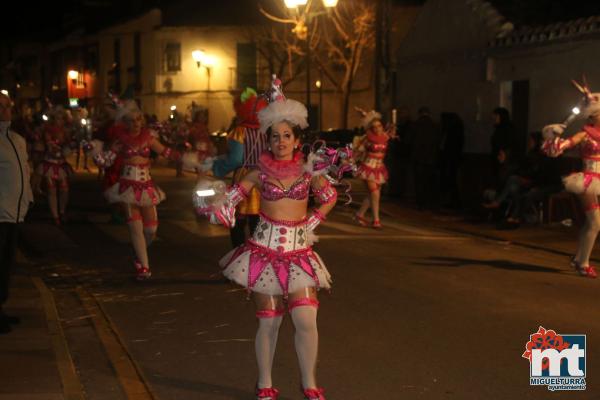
left=395, top=0, right=509, bottom=153
left=151, top=26, right=244, bottom=132
left=492, top=39, right=600, bottom=135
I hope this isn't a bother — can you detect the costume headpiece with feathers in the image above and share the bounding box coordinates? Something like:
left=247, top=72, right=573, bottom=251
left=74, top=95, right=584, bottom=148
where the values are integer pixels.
left=258, top=75, right=308, bottom=133
left=572, top=76, right=600, bottom=119
left=355, top=107, right=382, bottom=129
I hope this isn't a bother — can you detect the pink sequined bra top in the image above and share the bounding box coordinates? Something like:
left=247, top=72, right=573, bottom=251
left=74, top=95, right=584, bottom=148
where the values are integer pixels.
left=122, top=145, right=152, bottom=158
left=259, top=172, right=311, bottom=201
left=118, top=129, right=153, bottom=159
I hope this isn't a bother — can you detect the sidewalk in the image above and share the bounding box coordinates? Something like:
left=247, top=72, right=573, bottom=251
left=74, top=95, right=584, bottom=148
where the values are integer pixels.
left=0, top=254, right=83, bottom=400
left=372, top=197, right=600, bottom=262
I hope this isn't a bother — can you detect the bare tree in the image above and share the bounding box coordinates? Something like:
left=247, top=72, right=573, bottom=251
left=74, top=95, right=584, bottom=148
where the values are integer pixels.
left=245, top=24, right=306, bottom=87
left=314, top=0, right=375, bottom=128
left=259, top=0, right=376, bottom=128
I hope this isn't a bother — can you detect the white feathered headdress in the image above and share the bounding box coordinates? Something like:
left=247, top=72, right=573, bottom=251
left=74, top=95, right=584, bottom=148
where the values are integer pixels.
left=355, top=107, right=382, bottom=129
left=572, top=76, right=600, bottom=119
left=115, top=99, right=142, bottom=121
left=258, top=74, right=308, bottom=133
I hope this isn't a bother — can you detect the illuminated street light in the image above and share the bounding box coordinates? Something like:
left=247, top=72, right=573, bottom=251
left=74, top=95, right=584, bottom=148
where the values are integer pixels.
left=192, top=50, right=205, bottom=68
left=192, top=49, right=217, bottom=90
left=68, top=70, right=79, bottom=81
left=281, top=0, right=340, bottom=127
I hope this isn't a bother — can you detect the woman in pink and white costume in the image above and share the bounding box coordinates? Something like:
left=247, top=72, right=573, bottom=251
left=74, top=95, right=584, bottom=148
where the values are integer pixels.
left=36, top=106, right=75, bottom=226
left=353, top=108, right=396, bottom=228
left=90, top=100, right=179, bottom=280
left=542, top=78, right=600, bottom=278
left=197, top=77, right=336, bottom=400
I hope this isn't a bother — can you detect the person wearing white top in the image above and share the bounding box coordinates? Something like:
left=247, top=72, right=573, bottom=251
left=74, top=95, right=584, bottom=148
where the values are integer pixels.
left=0, top=93, right=33, bottom=334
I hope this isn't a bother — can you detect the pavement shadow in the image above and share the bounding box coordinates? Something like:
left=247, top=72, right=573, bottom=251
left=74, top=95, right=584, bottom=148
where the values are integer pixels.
left=144, top=369, right=293, bottom=400
left=414, top=256, right=564, bottom=274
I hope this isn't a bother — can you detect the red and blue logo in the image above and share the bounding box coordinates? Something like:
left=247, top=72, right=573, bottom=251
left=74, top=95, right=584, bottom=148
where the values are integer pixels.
left=522, top=326, right=586, bottom=391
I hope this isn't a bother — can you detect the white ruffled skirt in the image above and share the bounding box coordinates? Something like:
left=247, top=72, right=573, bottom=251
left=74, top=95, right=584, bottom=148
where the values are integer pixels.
left=104, top=164, right=166, bottom=207
left=219, top=213, right=332, bottom=296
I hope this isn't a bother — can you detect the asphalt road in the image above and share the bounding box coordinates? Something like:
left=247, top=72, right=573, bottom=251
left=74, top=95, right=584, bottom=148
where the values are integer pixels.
left=21, top=167, right=600, bottom=400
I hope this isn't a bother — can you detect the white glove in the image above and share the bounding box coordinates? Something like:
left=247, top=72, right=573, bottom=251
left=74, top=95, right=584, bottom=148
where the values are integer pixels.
left=542, top=124, right=566, bottom=140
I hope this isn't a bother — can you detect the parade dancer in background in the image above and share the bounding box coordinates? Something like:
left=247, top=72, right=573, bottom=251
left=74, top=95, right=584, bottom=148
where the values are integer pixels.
left=353, top=108, right=396, bottom=229
left=542, top=77, right=600, bottom=278
left=211, top=87, right=268, bottom=247
left=196, top=76, right=337, bottom=400
left=36, top=106, right=75, bottom=226
left=187, top=103, right=214, bottom=177
left=89, top=100, right=180, bottom=280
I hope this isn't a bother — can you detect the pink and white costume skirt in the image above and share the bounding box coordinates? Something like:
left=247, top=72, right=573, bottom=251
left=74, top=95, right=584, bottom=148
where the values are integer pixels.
left=563, top=159, right=600, bottom=196
left=104, top=163, right=166, bottom=207
left=356, top=155, right=388, bottom=185
left=36, top=159, right=73, bottom=182
left=219, top=213, right=332, bottom=296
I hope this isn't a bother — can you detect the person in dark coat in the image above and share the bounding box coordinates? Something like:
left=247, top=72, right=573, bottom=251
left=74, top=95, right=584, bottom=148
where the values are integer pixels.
left=490, top=107, right=518, bottom=188
left=440, top=112, right=465, bottom=209
left=410, top=107, right=442, bottom=209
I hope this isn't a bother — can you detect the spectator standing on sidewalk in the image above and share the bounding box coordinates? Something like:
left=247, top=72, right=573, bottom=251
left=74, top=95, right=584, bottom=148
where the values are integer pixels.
left=440, top=112, right=465, bottom=209
left=0, top=93, right=33, bottom=334
left=386, top=107, right=411, bottom=198
left=410, top=107, right=442, bottom=209
left=490, top=107, right=518, bottom=188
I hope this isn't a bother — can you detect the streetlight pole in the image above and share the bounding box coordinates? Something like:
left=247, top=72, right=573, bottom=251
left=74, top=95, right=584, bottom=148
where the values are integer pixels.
left=316, top=71, right=323, bottom=131
left=305, top=16, right=311, bottom=121
left=284, top=0, right=339, bottom=129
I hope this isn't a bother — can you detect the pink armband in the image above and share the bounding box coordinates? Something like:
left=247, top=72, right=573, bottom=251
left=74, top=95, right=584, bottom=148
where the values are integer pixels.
left=312, top=181, right=337, bottom=205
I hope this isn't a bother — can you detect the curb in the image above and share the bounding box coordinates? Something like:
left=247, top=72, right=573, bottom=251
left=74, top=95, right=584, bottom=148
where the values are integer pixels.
left=347, top=199, right=600, bottom=263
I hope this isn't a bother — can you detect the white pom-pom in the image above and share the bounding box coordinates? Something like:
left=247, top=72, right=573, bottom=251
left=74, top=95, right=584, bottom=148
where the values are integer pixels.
left=181, top=152, right=200, bottom=172
left=87, top=139, right=105, bottom=158
left=258, top=99, right=308, bottom=133
left=542, top=124, right=565, bottom=140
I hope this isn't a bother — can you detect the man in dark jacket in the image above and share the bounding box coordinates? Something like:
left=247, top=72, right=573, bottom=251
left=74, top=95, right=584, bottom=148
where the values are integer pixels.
left=0, top=93, right=33, bottom=334
left=410, top=107, right=442, bottom=208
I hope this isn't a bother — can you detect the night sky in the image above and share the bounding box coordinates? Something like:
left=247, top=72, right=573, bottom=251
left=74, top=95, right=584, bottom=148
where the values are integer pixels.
left=4, top=0, right=600, bottom=41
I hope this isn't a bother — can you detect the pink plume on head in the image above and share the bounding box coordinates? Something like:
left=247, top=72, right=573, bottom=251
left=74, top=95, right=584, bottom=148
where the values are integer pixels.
left=267, top=74, right=286, bottom=103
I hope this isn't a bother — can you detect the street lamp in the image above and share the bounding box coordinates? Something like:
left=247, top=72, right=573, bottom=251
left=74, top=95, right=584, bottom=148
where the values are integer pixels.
left=192, top=50, right=205, bottom=68
left=192, top=50, right=217, bottom=90
left=284, top=0, right=339, bottom=128
left=68, top=70, right=79, bottom=84
left=315, top=79, right=322, bottom=131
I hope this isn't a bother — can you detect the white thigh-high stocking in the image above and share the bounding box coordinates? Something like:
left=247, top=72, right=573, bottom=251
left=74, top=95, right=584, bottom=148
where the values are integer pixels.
left=370, top=186, right=381, bottom=221
left=576, top=208, right=600, bottom=267
left=127, top=217, right=149, bottom=267
left=255, top=312, right=283, bottom=389
left=58, top=188, right=69, bottom=215
left=143, top=222, right=158, bottom=247
left=48, top=187, right=59, bottom=219
left=290, top=300, right=319, bottom=389
left=141, top=207, right=158, bottom=246
left=357, top=196, right=370, bottom=217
